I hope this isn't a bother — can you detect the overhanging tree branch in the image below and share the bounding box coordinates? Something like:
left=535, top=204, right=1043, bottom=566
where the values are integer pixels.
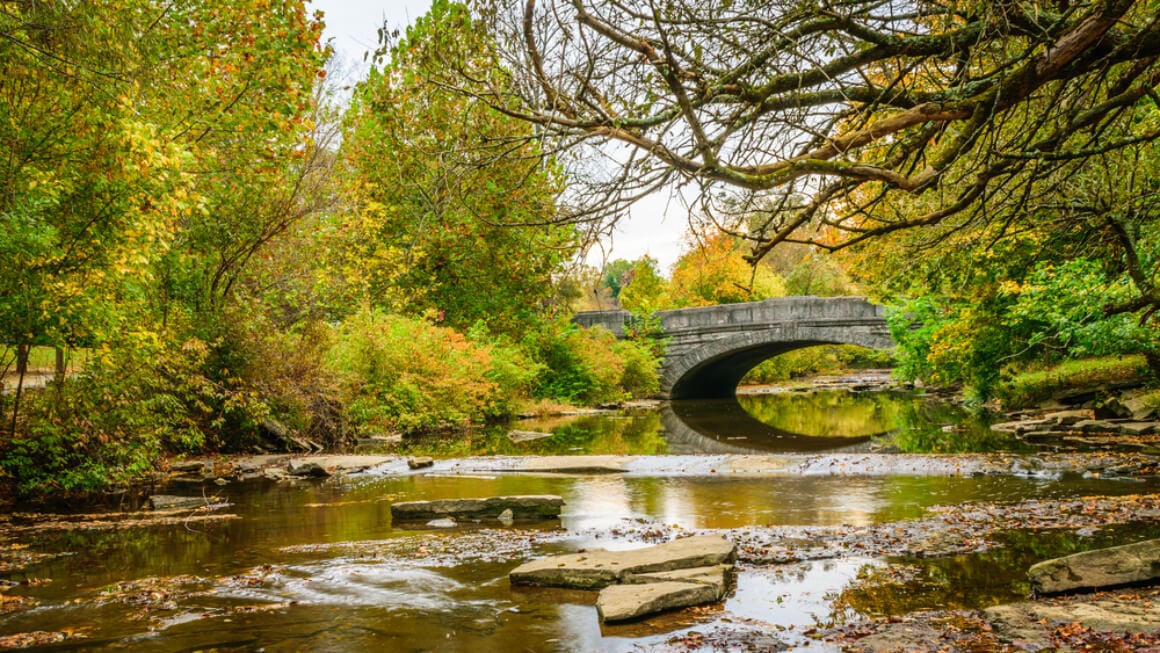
left=449, top=0, right=1160, bottom=260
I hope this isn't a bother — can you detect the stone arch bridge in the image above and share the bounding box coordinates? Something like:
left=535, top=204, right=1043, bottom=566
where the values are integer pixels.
left=574, top=296, right=892, bottom=399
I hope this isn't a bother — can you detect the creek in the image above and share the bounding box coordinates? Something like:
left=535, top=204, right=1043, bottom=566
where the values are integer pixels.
left=1, top=380, right=1157, bottom=651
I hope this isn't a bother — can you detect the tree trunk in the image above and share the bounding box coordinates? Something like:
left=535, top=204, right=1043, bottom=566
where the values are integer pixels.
left=10, top=344, right=29, bottom=438
left=15, top=344, right=28, bottom=378
left=54, top=347, right=66, bottom=385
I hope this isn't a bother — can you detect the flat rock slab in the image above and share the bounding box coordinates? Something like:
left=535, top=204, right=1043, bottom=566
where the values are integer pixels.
left=623, top=564, right=732, bottom=596
left=1029, top=538, right=1160, bottom=595
left=514, top=456, right=629, bottom=474
left=986, top=595, right=1160, bottom=643
left=508, top=430, right=553, bottom=444
left=990, top=419, right=1054, bottom=434
left=596, top=580, right=721, bottom=623
left=390, top=495, right=564, bottom=522
left=510, top=535, right=736, bottom=589
left=149, top=495, right=211, bottom=511
left=1118, top=421, right=1159, bottom=435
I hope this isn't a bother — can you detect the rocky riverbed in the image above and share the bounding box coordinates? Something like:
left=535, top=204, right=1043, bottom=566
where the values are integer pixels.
left=1, top=450, right=1151, bottom=651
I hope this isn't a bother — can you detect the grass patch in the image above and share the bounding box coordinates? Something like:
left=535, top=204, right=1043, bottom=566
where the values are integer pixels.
left=1, top=347, right=88, bottom=374
left=1134, top=388, right=1160, bottom=411
left=997, top=355, right=1152, bottom=409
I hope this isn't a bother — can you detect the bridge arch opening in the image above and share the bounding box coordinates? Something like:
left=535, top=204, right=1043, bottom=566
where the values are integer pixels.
left=661, top=325, right=894, bottom=400
left=668, top=341, right=839, bottom=400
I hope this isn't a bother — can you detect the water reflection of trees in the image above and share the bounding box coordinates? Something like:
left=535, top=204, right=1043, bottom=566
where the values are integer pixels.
left=887, top=400, right=1026, bottom=453
left=737, top=391, right=909, bottom=437
left=397, top=389, right=1032, bottom=458
left=399, top=412, right=667, bottom=457
left=831, top=552, right=1032, bottom=620
left=738, top=390, right=1027, bottom=453
left=832, top=523, right=1160, bottom=621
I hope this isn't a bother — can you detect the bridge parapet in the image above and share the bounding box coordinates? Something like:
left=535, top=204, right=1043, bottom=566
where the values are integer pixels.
left=572, top=309, right=631, bottom=336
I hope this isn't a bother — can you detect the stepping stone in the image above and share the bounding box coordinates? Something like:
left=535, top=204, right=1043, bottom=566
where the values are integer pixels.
left=1029, top=539, right=1160, bottom=595
left=597, top=580, right=721, bottom=623
left=390, top=495, right=564, bottom=522
left=509, top=535, right=735, bottom=589
left=622, top=564, right=732, bottom=597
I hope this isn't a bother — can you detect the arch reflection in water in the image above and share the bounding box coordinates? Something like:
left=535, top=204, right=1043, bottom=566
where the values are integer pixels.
left=661, top=395, right=881, bottom=454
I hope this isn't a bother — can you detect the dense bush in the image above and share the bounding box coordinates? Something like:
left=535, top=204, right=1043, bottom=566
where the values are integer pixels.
left=0, top=306, right=663, bottom=496
left=521, top=317, right=660, bottom=405
left=236, top=315, right=351, bottom=449
left=886, top=295, right=1022, bottom=401
left=326, top=308, right=538, bottom=433
left=1, top=334, right=228, bottom=496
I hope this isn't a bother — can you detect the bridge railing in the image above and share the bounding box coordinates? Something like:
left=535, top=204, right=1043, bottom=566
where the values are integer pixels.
left=572, top=309, right=631, bottom=336
left=573, top=297, right=886, bottom=338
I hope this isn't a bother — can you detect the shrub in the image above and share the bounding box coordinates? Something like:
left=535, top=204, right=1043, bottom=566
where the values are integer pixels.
left=995, top=355, right=1152, bottom=409
left=614, top=337, right=662, bottom=399
left=236, top=316, right=350, bottom=449
left=1, top=333, right=220, bottom=496
left=522, top=317, right=660, bottom=405
left=327, top=308, right=535, bottom=433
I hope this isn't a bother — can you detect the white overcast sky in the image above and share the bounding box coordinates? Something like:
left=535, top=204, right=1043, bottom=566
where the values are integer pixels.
left=308, top=0, right=686, bottom=272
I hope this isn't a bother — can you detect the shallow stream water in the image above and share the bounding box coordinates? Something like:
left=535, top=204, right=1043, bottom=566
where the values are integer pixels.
left=1, top=384, right=1157, bottom=651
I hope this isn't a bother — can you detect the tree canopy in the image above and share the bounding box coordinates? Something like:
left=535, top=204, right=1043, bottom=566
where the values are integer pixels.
left=340, top=0, right=577, bottom=335
left=451, top=0, right=1159, bottom=257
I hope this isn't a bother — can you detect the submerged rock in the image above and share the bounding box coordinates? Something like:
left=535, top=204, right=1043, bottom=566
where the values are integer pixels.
left=508, top=430, right=553, bottom=444
left=149, top=495, right=209, bottom=511
left=390, top=495, right=564, bottom=522
left=1029, top=538, right=1160, bottom=595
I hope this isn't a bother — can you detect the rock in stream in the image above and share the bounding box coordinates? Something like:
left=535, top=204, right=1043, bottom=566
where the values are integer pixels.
left=389, top=495, right=564, bottom=522
left=510, top=534, right=736, bottom=623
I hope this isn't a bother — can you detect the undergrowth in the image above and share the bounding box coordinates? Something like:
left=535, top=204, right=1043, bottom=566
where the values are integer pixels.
left=996, top=355, right=1152, bottom=409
